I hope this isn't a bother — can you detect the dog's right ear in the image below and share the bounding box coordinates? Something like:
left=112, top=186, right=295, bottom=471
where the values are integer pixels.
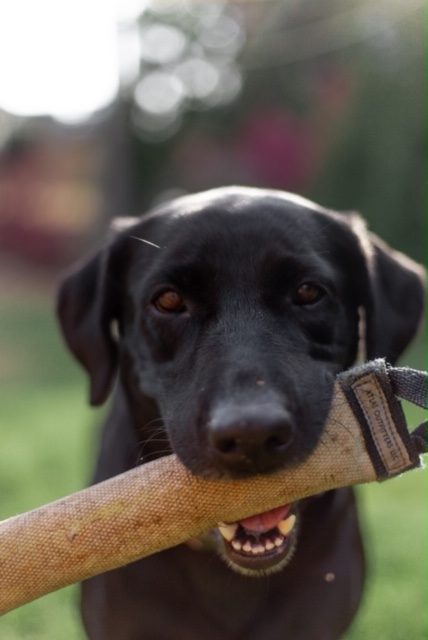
left=57, top=221, right=134, bottom=406
left=364, top=234, right=426, bottom=364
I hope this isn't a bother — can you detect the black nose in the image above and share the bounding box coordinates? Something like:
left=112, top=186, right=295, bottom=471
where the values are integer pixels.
left=207, top=405, right=294, bottom=475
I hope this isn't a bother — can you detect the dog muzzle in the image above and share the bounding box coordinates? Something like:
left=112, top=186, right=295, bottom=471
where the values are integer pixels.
left=0, top=359, right=426, bottom=614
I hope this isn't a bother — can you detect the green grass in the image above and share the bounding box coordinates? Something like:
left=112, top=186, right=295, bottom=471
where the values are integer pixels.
left=347, top=474, right=427, bottom=640
left=0, top=299, right=426, bottom=639
left=0, top=299, right=95, bottom=639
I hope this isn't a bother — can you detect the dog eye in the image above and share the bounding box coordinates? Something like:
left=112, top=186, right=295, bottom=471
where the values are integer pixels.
left=153, top=290, right=186, bottom=313
left=293, top=283, right=325, bottom=305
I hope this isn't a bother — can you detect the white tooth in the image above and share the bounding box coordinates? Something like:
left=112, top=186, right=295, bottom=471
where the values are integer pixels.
left=274, top=536, right=284, bottom=547
left=218, top=523, right=238, bottom=542
left=265, top=540, right=275, bottom=551
left=231, top=539, right=242, bottom=551
left=254, top=544, right=265, bottom=554
left=243, top=541, right=252, bottom=553
left=278, top=514, right=296, bottom=537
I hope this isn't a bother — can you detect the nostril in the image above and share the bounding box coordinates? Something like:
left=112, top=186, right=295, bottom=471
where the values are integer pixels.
left=208, top=407, right=295, bottom=474
left=265, top=433, right=290, bottom=452
left=264, top=421, right=294, bottom=451
left=216, top=437, right=240, bottom=455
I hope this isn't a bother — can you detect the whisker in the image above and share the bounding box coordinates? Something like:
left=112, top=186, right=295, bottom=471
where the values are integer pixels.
left=142, top=417, right=165, bottom=431
left=137, top=448, right=174, bottom=465
left=134, top=417, right=171, bottom=466
left=130, top=235, right=162, bottom=249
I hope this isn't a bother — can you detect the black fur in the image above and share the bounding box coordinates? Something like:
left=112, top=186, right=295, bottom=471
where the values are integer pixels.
left=58, top=187, right=426, bottom=640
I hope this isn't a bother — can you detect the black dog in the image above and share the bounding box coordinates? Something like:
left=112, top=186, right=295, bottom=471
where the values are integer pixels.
left=58, top=187, right=425, bottom=640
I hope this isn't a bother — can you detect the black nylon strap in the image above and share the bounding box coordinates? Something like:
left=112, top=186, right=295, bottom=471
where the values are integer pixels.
left=337, top=360, right=426, bottom=479
left=388, top=366, right=427, bottom=452
left=411, top=420, right=428, bottom=453
left=388, top=367, right=428, bottom=409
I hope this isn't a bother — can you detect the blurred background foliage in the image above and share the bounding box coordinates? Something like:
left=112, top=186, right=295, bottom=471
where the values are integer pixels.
left=123, top=0, right=427, bottom=264
left=0, top=0, right=426, bottom=263
left=0, top=0, right=426, bottom=638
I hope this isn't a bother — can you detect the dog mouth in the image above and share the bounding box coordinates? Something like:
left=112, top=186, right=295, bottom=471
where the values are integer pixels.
left=216, top=503, right=298, bottom=576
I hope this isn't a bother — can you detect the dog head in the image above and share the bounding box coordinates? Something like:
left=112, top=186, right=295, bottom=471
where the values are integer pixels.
left=58, top=187, right=426, bottom=575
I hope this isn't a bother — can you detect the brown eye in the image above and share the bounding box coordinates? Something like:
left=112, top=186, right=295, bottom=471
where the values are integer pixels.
left=153, top=290, right=185, bottom=313
left=294, top=283, right=324, bottom=305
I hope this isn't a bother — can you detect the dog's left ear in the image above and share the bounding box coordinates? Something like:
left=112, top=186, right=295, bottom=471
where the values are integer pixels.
left=57, top=220, right=134, bottom=406
left=365, top=233, right=426, bottom=364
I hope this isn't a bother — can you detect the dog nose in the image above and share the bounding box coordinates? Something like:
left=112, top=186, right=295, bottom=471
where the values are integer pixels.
left=208, top=407, right=294, bottom=474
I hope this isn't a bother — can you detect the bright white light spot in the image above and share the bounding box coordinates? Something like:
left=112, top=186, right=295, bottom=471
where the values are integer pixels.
left=0, top=0, right=121, bottom=120
left=188, top=3, right=225, bottom=29
left=140, top=24, right=187, bottom=65
left=118, top=22, right=142, bottom=88
left=175, top=58, right=219, bottom=100
left=134, top=71, right=185, bottom=116
left=200, top=14, right=245, bottom=57
left=115, top=0, right=147, bottom=24
left=147, top=0, right=186, bottom=17
left=131, top=104, right=182, bottom=140
left=211, top=64, right=242, bottom=105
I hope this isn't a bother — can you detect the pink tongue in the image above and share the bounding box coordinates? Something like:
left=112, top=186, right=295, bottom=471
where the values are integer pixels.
left=239, top=504, right=292, bottom=533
